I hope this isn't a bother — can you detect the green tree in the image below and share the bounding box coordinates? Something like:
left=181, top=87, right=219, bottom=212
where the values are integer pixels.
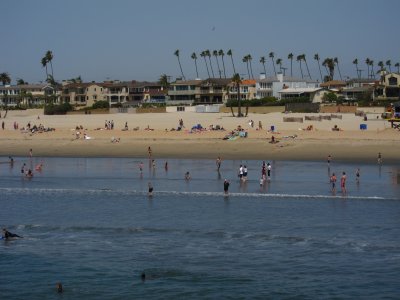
left=322, top=92, right=338, bottom=103
left=369, top=60, right=375, bottom=79
left=213, top=50, right=222, bottom=78
left=288, top=53, right=294, bottom=77
left=334, top=57, right=342, bottom=81
left=395, top=62, right=400, bottom=73
left=16, top=78, right=28, bottom=85
left=322, top=58, right=335, bottom=81
left=297, top=55, right=304, bottom=79
left=174, top=49, right=185, bottom=80
left=385, top=60, right=392, bottom=73
left=365, top=58, right=371, bottom=79
left=218, top=50, right=226, bottom=78
left=0, top=72, right=11, bottom=85
left=242, top=55, right=250, bottom=79
left=159, top=74, right=170, bottom=89
left=314, top=54, right=323, bottom=82
left=353, top=58, right=360, bottom=79
left=45, top=50, right=54, bottom=79
left=205, top=50, right=214, bottom=78
left=200, top=51, right=210, bottom=78
left=231, top=73, right=242, bottom=117
left=227, top=49, right=236, bottom=75
left=276, top=58, right=283, bottom=73
left=41, top=56, right=48, bottom=79
left=260, top=56, right=267, bottom=76
left=301, top=54, right=311, bottom=79
left=377, top=61, right=384, bottom=72
left=191, top=52, right=199, bottom=78
left=269, top=52, right=276, bottom=76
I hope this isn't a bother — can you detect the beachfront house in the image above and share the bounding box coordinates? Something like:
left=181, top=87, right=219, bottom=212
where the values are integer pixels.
left=374, top=72, right=400, bottom=100
left=127, top=81, right=167, bottom=105
left=102, top=81, right=129, bottom=106
left=168, top=79, right=202, bottom=105
left=61, top=82, right=107, bottom=107
left=226, top=79, right=257, bottom=101
left=197, top=78, right=231, bottom=104
left=0, top=84, right=60, bottom=107
left=256, top=73, right=319, bottom=100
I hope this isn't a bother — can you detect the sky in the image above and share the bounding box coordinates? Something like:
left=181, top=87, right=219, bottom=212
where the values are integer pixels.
left=2, top=0, right=400, bottom=84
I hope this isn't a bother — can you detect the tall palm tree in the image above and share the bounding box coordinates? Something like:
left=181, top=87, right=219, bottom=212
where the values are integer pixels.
left=260, top=56, right=267, bottom=76
left=16, top=78, right=27, bottom=85
left=296, top=55, right=304, bottom=79
left=314, top=54, right=323, bottom=82
left=269, top=52, right=276, bottom=76
left=227, top=49, right=236, bottom=75
left=276, top=58, right=283, bottom=72
left=174, top=49, right=185, bottom=80
left=41, top=57, right=48, bottom=79
left=205, top=50, right=214, bottom=78
left=353, top=59, right=360, bottom=79
left=365, top=58, right=371, bottom=79
left=242, top=56, right=250, bottom=79
left=231, top=73, right=242, bottom=117
left=45, top=50, right=54, bottom=79
left=369, top=60, right=375, bottom=79
left=385, top=60, right=392, bottom=73
left=395, top=62, right=400, bottom=73
left=333, top=57, right=342, bottom=80
left=213, top=50, right=222, bottom=78
left=218, top=50, right=226, bottom=78
left=191, top=52, right=199, bottom=78
left=288, top=53, right=294, bottom=77
left=301, top=54, right=311, bottom=79
left=247, top=54, right=254, bottom=78
left=200, top=51, right=210, bottom=78
left=377, top=61, right=384, bottom=72
left=0, top=72, right=11, bottom=85
left=322, top=58, right=335, bottom=81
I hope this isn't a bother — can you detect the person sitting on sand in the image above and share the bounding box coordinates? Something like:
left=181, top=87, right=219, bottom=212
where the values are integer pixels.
left=111, top=137, right=120, bottom=143
left=84, top=133, right=92, bottom=140
left=332, top=124, right=342, bottom=131
left=145, top=125, right=154, bottom=131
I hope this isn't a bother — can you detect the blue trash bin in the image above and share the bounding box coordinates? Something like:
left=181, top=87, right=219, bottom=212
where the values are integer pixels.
left=271, top=125, right=275, bottom=132
left=360, top=124, right=367, bottom=130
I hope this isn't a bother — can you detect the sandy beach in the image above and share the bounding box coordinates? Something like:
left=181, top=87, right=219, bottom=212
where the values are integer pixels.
left=0, top=109, right=399, bottom=163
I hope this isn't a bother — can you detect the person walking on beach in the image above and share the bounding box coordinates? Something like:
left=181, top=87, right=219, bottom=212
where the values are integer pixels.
left=139, top=162, right=143, bottom=173
left=216, top=156, right=222, bottom=171
left=223, top=179, right=230, bottom=195
left=238, top=165, right=243, bottom=181
left=29, top=148, right=33, bottom=158
left=267, top=162, right=271, bottom=180
left=341, top=172, right=347, bottom=195
left=330, top=173, right=337, bottom=193
left=327, top=154, right=332, bottom=166
left=242, top=165, right=248, bottom=182
left=148, top=146, right=152, bottom=158
left=261, top=161, right=266, bottom=181
left=378, top=152, right=382, bottom=164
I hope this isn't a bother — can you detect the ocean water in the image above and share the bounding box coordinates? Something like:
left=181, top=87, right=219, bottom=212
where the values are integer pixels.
left=1, top=157, right=399, bottom=299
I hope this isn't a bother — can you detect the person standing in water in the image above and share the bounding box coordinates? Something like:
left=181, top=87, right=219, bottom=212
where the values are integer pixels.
left=356, top=168, right=360, bottom=183
left=341, top=172, right=347, bottom=195
left=223, top=179, right=230, bottom=195
left=216, top=157, right=222, bottom=171
left=148, top=182, right=153, bottom=196
left=378, top=152, right=382, bottom=164
left=330, top=173, right=337, bottom=193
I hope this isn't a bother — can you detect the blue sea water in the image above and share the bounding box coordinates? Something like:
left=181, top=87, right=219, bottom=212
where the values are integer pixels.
left=1, top=157, right=399, bottom=299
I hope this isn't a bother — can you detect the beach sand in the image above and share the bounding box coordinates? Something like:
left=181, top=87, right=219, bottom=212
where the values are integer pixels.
left=0, top=109, right=399, bottom=162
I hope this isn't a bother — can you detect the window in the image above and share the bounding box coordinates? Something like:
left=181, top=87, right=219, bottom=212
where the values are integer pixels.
left=93, top=95, right=97, bottom=100
left=388, top=77, right=398, bottom=86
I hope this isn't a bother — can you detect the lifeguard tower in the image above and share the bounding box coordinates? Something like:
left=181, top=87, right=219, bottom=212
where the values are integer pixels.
left=388, top=101, right=400, bottom=128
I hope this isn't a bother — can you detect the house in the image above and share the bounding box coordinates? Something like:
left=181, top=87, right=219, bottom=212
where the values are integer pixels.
left=102, top=81, right=129, bottom=106
left=61, top=82, right=106, bottom=107
left=375, top=72, right=400, bottom=100
left=226, top=79, right=256, bottom=101
left=256, top=73, right=319, bottom=100
left=340, top=78, right=377, bottom=101
left=319, top=80, right=346, bottom=90
left=127, top=81, right=167, bottom=104
left=278, top=87, right=332, bottom=103
left=0, top=84, right=60, bottom=107
left=197, top=78, right=231, bottom=104
left=168, top=79, right=201, bottom=105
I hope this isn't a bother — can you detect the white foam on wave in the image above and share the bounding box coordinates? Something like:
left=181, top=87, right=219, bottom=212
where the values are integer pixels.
left=0, top=187, right=397, bottom=201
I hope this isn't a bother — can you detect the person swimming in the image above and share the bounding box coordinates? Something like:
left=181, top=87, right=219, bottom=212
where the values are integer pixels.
left=2, top=228, right=22, bottom=240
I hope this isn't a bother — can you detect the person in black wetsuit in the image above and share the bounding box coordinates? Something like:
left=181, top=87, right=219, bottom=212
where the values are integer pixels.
left=223, top=179, right=230, bottom=194
left=2, top=228, right=22, bottom=240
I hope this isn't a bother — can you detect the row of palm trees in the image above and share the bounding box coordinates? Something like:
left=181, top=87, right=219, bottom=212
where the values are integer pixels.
left=174, top=50, right=400, bottom=82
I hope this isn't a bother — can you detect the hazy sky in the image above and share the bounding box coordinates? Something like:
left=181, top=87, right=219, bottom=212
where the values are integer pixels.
left=2, top=0, right=399, bottom=84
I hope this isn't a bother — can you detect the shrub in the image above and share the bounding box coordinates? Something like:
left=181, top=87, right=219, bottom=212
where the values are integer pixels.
left=44, top=103, right=73, bottom=115
left=92, top=100, right=109, bottom=109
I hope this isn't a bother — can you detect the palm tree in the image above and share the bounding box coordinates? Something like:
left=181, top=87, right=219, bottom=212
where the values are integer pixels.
left=205, top=50, right=215, bottom=78
left=231, top=73, right=242, bottom=117
left=213, top=50, right=222, bottom=78
left=369, top=60, right=375, bottom=78
left=16, top=78, right=28, bottom=85
left=0, top=72, right=11, bottom=85
left=227, top=49, right=236, bottom=75
left=45, top=50, right=54, bottom=79
left=174, top=50, right=185, bottom=80
left=242, top=56, right=250, bottom=79
left=296, top=55, right=304, bottom=79
left=314, top=54, right=323, bottom=82
left=386, top=60, right=392, bottom=73
left=333, top=57, right=342, bottom=80
left=218, top=49, right=226, bottom=78
left=247, top=54, right=254, bottom=78
left=159, top=74, right=170, bottom=89
left=260, top=56, right=267, bottom=76
left=288, top=53, right=294, bottom=77
left=395, top=62, right=400, bottom=73
left=200, top=51, right=210, bottom=78
left=377, top=61, right=384, bottom=72
left=322, top=58, right=335, bottom=81
left=269, top=52, right=276, bottom=76
left=276, top=58, right=283, bottom=72
left=353, top=59, right=360, bottom=79
left=301, top=54, right=311, bottom=79
left=41, top=57, right=48, bottom=79
left=191, top=52, right=199, bottom=78
left=365, top=58, right=371, bottom=79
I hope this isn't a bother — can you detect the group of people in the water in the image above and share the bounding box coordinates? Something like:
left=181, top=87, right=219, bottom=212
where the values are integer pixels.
left=1, top=228, right=22, bottom=240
